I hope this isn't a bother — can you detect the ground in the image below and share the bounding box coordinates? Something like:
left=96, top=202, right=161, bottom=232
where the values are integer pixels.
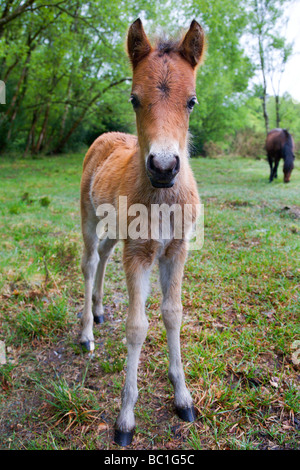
left=0, top=152, right=299, bottom=450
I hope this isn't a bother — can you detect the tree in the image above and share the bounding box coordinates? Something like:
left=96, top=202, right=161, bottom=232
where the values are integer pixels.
left=246, top=0, right=293, bottom=134
left=175, top=0, right=254, bottom=153
left=0, top=0, right=157, bottom=154
left=268, top=36, right=293, bottom=127
left=2, top=0, right=293, bottom=156
left=269, top=92, right=300, bottom=141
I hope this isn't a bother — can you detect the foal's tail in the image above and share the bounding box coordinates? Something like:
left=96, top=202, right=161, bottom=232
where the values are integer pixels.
left=282, top=129, right=295, bottom=174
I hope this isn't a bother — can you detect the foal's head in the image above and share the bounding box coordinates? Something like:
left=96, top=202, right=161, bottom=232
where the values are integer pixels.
left=127, top=19, right=205, bottom=188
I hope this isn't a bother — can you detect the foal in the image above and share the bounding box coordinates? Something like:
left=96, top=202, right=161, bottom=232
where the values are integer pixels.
left=80, top=19, right=205, bottom=446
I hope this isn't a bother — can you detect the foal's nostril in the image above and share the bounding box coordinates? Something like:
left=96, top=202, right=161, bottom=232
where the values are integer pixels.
left=174, top=155, right=180, bottom=173
left=147, top=154, right=180, bottom=175
left=148, top=154, right=157, bottom=173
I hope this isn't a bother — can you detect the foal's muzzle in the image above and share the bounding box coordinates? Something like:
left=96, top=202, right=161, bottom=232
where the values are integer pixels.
left=146, top=154, right=180, bottom=188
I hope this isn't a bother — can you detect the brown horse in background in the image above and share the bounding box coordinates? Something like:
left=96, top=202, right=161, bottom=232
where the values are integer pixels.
left=266, top=128, right=295, bottom=183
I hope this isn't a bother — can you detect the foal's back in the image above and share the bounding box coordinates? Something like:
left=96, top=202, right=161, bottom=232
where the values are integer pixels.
left=81, top=132, right=138, bottom=214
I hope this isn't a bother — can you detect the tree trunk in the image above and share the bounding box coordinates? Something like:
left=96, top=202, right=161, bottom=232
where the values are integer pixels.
left=33, top=103, right=50, bottom=153
left=275, top=95, right=280, bottom=128
left=53, top=77, right=130, bottom=153
left=58, top=80, right=72, bottom=142
left=3, top=57, right=18, bottom=82
left=4, top=52, right=31, bottom=119
left=23, top=110, right=39, bottom=157
left=258, top=36, right=269, bottom=135
left=0, top=0, right=35, bottom=37
left=1, top=41, right=33, bottom=145
left=262, top=89, right=269, bottom=135
left=5, top=56, right=31, bottom=142
left=52, top=107, right=87, bottom=153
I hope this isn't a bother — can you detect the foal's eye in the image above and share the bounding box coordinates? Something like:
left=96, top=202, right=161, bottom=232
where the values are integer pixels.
left=187, top=97, right=198, bottom=111
left=129, top=95, right=140, bottom=110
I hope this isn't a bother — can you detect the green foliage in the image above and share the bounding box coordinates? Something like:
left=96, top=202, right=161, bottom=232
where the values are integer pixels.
left=268, top=93, right=300, bottom=145
left=12, top=296, right=73, bottom=342
left=0, top=0, right=156, bottom=154
left=0, top=0, right=298, bottom=156
left=188, top=0, right=254, bottom=151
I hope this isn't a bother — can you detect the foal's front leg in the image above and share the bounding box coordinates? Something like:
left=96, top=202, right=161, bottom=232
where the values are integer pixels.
left=159, top=242, right=196, bottom=421
left=114, top=247, right=152, bottom=446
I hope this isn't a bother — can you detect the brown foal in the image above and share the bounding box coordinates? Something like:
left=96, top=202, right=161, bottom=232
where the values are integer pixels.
left=80, top=18, right=205, bottom=446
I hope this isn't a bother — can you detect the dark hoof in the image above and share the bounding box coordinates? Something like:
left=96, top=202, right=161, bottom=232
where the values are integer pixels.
left=94, top=315, right=104, bottom=324
left=80, top=340, right=95, bottom=353
left=176, top=406, right=197, bottom=422
left=114, top=429, right=134, bottom=447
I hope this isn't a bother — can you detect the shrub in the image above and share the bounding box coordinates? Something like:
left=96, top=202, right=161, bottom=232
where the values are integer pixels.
left=232, top=129, right=266, bottom=159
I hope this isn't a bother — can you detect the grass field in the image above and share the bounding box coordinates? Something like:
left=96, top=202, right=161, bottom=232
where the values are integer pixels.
left=0, top=151, right=299, bottom=450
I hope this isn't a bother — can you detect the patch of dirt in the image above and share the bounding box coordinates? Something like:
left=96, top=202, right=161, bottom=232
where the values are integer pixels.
left=222, top=200, right=253, bottom=208
left=280, top=205, right=300, bottom=219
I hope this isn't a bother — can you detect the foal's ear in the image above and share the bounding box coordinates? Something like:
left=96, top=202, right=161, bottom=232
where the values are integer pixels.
left=179, top=20, right=205, bottom=68
left=127, top=18, right=152, bottom=68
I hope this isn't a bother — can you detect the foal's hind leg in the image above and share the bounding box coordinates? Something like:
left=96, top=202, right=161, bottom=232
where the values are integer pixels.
left=92, top=237, right=117, bottom=324
left=80, top=218, right=99, bottom=352
left=159, top=242, right=196, bottom=422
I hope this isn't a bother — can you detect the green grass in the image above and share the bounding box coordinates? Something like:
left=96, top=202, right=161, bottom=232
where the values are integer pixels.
left=0, top=152, right=299, bottom=450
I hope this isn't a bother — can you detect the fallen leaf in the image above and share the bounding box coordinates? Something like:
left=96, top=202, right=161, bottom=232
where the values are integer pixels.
left=270, top=377, right=279, bottom=388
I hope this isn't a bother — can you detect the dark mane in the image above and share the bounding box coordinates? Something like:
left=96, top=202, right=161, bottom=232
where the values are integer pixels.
left=155, top=38, right=181, bottom=56
left=283, top=129, right=293, bottom=149
left=153, top=38, right=182, bottom=96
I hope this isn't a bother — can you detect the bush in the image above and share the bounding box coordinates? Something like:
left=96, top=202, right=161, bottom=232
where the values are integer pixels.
left=231, top=129, right=266, bottom=159
left=202, top=141, right=224, bottom=158
left=201, top=129, right=266, bottom=159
